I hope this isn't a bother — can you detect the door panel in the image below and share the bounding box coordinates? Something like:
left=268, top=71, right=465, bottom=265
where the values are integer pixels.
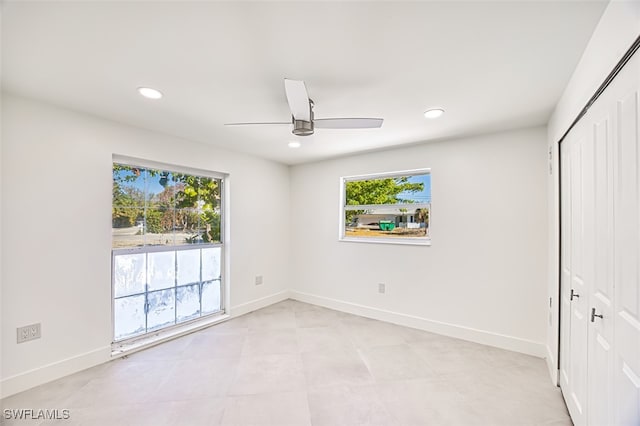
left=570, top=128, right=589, bottom=425
left=588, top=105, right=614, bottom=426
left=613, top=72, right=640, bottom=425
left=560, top=140, right=573, bottom=391
left=560, top=121, right=590, bottom=426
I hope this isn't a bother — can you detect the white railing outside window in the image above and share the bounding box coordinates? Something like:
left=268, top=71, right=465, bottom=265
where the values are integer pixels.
left=112, top=245, right=222, bottom=341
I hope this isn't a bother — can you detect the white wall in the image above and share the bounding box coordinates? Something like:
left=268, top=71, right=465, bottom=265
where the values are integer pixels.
left=0, top=94, right=291, bottom=398
left=546, top=0, right=640, bottom=383
left=290, top=127, right=548, bottom=356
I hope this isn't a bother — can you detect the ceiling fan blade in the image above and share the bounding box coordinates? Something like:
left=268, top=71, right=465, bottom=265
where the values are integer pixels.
left=284, top=79, right=311, bottom=122
left=224, top=121, right=290, bottom=126
left=314, top=118, right=384, bottom=129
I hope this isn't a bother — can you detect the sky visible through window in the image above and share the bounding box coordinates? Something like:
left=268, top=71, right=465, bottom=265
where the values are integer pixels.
left=117, top=169, right=431, bottom=204
left=398, top=174, right=431, bottom=203
left=113, top=168, right=165, bottom=195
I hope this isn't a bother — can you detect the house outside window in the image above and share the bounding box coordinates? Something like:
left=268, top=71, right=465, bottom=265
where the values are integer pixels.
left=340, top=169, right=431, bottom=245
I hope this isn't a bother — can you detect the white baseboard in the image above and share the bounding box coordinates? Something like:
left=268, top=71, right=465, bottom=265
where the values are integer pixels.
left=229, top=290, right=291, bottom=317
left=291, top=290, right=546, bottom=358
left=1, top=290, right=291, bottom=400
left=546, top=344, right=559, bottom=385
left=0, top=346, right=111, bottom=400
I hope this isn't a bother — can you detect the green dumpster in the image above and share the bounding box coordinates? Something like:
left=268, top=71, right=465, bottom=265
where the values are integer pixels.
left=379, top=220, right=395, bottom=231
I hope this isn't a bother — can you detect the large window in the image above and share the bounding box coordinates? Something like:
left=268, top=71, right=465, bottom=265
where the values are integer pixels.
left=340, top=169, right=431, bottom=245
left=112, top=160, right=225, bottom=342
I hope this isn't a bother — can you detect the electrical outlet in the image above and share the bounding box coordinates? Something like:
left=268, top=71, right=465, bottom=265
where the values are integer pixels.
left=17, top=323, right=41, bottom=343
left=378, top=283, right=386, bottom=294
left=255, top=275, right=263, bottom=286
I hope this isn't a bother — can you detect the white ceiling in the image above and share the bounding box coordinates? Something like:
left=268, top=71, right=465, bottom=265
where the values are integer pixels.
left=1, top=1, right=607, bottom=165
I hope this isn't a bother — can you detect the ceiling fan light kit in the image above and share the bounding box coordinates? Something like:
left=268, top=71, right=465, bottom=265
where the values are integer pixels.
left=225, top=79, right=383, bottom=136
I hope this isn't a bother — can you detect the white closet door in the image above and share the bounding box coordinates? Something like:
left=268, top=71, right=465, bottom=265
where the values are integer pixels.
left=561, top=117, right=590, bottom=426
left=560, top=137, right=573, bottom=393
left=587, top=96, right=614, bottom=426
left=612, top=51, right=640, bottom=426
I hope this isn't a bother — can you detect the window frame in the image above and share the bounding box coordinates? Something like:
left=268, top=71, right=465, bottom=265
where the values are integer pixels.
left=111, top=155, right=229, bottom=348
left=339, top=168, right=431, bottom=246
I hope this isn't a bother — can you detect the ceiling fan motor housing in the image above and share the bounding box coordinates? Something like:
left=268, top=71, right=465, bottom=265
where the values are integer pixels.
left=292, top=119, right=313, bottom=136
left=292, top=99, right=314, bottom=136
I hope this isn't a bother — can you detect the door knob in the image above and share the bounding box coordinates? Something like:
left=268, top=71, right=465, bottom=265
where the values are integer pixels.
left=570, top=289, right=580, bottom=300
left=591, top=307, right=603, bottom=322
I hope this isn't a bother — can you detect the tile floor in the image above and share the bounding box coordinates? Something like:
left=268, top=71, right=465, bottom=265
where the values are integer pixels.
left=1, top=300, right=572, bottom=425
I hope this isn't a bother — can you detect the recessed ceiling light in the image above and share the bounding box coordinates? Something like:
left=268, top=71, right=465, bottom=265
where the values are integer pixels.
left=288, top=141, right=301, bottom=148
left=424, top=108, right=444, bottom=119
left=137, top=87, right=163, bottom=100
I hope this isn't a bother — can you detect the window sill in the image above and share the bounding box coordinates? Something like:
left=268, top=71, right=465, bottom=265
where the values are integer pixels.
left=110, top=313, right=229, bottom=358
left=339, top=237, right=431, bottom=246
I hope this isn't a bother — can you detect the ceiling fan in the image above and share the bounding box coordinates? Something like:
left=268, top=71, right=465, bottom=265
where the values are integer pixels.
left=225, top=79, right=384, bottom=136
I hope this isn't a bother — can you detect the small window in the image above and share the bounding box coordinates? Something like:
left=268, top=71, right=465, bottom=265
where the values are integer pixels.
left=340, top=169, right=431, bottom=245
